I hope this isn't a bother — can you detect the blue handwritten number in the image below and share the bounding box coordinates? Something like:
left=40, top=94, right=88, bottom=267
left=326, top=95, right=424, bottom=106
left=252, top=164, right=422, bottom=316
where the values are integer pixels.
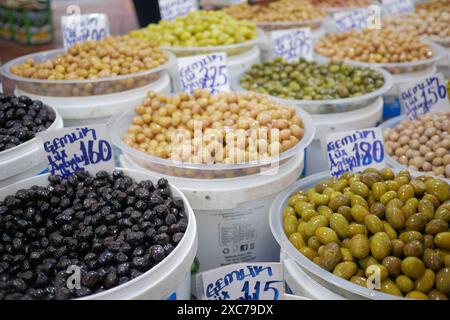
left=240, top=281, right=260, bottom=300
left=264, top=281, right=281, bottom=300
left=373, top=140, right=384, bottom=163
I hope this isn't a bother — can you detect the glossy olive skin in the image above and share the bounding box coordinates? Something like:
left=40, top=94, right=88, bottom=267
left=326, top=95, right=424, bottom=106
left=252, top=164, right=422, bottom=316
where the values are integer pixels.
left=283, top=169, right=450, bottom=299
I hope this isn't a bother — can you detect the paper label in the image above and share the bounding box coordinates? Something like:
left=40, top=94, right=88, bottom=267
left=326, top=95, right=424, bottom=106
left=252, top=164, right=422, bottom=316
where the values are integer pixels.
left=200, top=263, right=283, bottom=300
left=382, top=0, right=414, bottom=17
left=334, top=9, right=368, bottom=33
left=178, top=53, right=230, bottom=94
left=158, top=0, right=198, bottom=21
left=326, top=127, right=386, bottom=177
left=61, top=13, right=109, bottom=48
left=270, top=28, right=313, bottom=62
left=400, top=73, right=450, bottom=120
left=38, top=125, right=115, bottom=179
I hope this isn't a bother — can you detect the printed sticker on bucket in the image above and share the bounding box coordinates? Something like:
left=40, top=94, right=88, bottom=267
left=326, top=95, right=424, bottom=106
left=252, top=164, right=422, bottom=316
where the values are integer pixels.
left=325, top=127, right=385, bottom=177
left=37, top=125, right=115, bottom=179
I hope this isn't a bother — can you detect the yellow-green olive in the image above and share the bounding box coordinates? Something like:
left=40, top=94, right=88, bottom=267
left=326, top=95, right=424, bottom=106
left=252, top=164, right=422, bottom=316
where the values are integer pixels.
left=370, top=232, right=392, bottom=260
left=405, top=212, right=428, bottom=231
left=425, top=179, right=449, bottom=203
left=364, top=214, right=384, bottom=234
left=372, top=182, right=387, bottom=201
left=301, top=208, right=319, bottom=222
left=380, top=168, right=395, bottom=180
left=315, top=226, right=339, bottom=245
left=351, top=194, right=369, bottom=209
left=350, top=181, right=370, bottom=198
left=423, top=248, right=444, bottom=270
left=418, top=199, right=435, bottom=220
left=425, top=219, right=448, bottom=235
left=406, top=290, right=429, bottom=299
left=403, top=240, right=424, bottom=258
left=434, top=232, right=450, bottom=250
left=379, top=279, right=402, bottom=296
left=385, top=206, right=405, bottom=229
left=338, top=205, right=353, bottom=222
left=307, top=236, right=321, bottom=251
left=289, top=232, right=306, bottom=250
left=350, top=234, right=370, bottom=259
left=435, top=267, right=450, bottom=294
left=399, top=231, right=423, bottom=243
left=328, top=195, right=351, bottom=212
left=383, top=222, right=398, bottom=240
left=401, top=257, right=426, bottom=280
left=398, top=184, right=415, bottom=203
left=340, top=247, right=354, bottom=262
left=348, top=223, right=367, bottom=238
left=365, top=264, right=389, bottom=281
left=294, top=200, right=314, bottom=216
left=380, top=191, right=398, bottom=206
left=329, top=213, right=349, bottom=239
left=391, top=239, right=405, bottom=258
left=299, top=246, right=318, bottom=261
left=427, top=289, right=448, bottom=300
left=351, top=204, right=370, bottom=223
left=333, top=261, right=358, bottom=279
left=350, top=276, right=368, bottom=287
left=283, top=206, right=296, bottom=219
left=385, top=180, right=400, bottom=192
left=414, top=269, right=435, bottom=293
left=396, top=275, right=414, bottom=293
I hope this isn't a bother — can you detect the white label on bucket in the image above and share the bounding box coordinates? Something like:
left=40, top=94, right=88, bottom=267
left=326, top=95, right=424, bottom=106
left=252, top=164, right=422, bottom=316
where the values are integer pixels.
left=400, top=73, right=450, bottom=120
left=178, top=53, right=230, bottom=95
left=200, top=263, right=283, bottom=300
left=158, top=0, right=198, bottom=21
left=61, top=13, right=110, bottom=48
left=37, top=125, right=115, bottom=179
left=325, top=127, right=386, bottom=177
left=270, top=28, right=313, bottom=62
left=382, top=0, right=414, bottom=17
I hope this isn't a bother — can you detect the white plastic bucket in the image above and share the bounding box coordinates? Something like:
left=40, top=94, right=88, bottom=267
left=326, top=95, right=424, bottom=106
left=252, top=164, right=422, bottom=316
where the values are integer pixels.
left=305, top=97, right=384, bottom=175
left=0, top=167, right=198, bottom=300
left=120, top=152, right=304, bottom=272
left=16, top=73, right=171, bottom=127
left=0, top=104, right=63, bottom=187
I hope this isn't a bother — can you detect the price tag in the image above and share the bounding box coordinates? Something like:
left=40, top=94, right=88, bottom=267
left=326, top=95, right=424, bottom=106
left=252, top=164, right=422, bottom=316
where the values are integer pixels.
left=333, top=9, right=369, bottom=33
left=400, top=73, right=450, bottom=120
left=199, top=263, right=283, bottom=300
left=270, top=28, right=313, bottom=62
left=178, top=53, right=230, bottom=94
left=158, top=0, right=198, bottom=21
left=325, top=128, right=386, bottom=178
left=382, top=0, right=414, bottom=17
left=61, top=13, right=110, bottom=48
left=38, top=125, right=115, bottom=179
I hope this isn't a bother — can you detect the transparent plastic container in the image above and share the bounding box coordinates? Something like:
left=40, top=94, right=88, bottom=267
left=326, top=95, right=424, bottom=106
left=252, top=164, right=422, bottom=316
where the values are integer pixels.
left=269, top=171, right=406, bottom=300
left=315, top=40, right=447, bottom=75
left=1, top=49, right=175, bottom=97
left=108, top=104, right=315, bottom=179
left=232, top=66, right=393, bottom=114
left=255, top=18, right=325, bottom=32
left=161, top=29, right=263, bottom=58
left=380, top=115, right=450, bottom=183
left=426, top=35, right=450, bottom=49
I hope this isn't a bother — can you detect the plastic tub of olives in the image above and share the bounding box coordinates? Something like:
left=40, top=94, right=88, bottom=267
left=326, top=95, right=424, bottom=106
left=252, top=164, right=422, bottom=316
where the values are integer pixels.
left=380, top=115, right=450, bottom=184
left=1, top=49, right=176, bottom=98
left=108, top=101, right=315, bottom=179
left=160, top=28, right=264, bottom=58
left=315, top=40, right=447, bottom=75
left=269, top=171, right=409, bottom=300
left=232, top=66, right=393, bottom=115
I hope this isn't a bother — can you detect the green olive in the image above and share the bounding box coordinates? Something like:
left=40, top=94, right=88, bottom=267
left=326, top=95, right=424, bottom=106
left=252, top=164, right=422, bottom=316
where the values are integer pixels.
left=398, top=184, right=415, bottom=203
left=435, top=232, right=450, bottom=250
left=348, top=223, right=367, bottom=238
left=350, top=234, right=370, bottom=259
left=414, top=269, right=435, bottom=293
left=340, top=247, right=354, bottom=262
left=401, top=257, right=426, bottom=280
left=370, top=232, right=392, bottom=260
left=283, top=206, right=296, bottom=219
left=383, top=222, right=398, bottom=240
left=406, top=290, right=429, bottom=299
left=289, top=232, right=306, bottom=250
left=391, top=239, right=405, bottom=258
left=370, top=202, right=386, bottom=219
left=338, top=205, right=353, bottom=222
left=379, top=279, right=402, bottom=296
left=405, top=212, right=428, bottom=231
left=351, top=204, right=370, bottom=223
left=333, top=261, right=358, bottom=279
left=294, top=200, right=314, bottom=216
left=385, top=206, right=405, bottom=229
left=427, top=289, right=448, bottom=300
left=350, top=181, right=370, bottom=198
left=365, top=264, right=389, bottom=281
left=328, top=195, right=351, bottom=212
left=307, top=236, right=321, bottom=251
left=319, top=242, right=342, bottom=271
left=301, top=208, right=319, bottom=222
left=396, top=275, right=414, bottom=293
left=425, top=179, right=450, bottom=203
left=329, top=213, right=349, bottom=239
left=364, top=214, right=384, bottom=234
left=425, top=219, right=448, bottom=235
left=380, top=191, right=398, bottom=206
left=299, top=246, right=318, bottom=261
left=418, top=199, right=435, bottom=220
left=359, top=256, right=379, bottom=270
left=380, top=168, right=395, bottom=180
left=435, top=267, right=450, bottom=294
left=399, top=231, right=423, bottom=243
left=382, top=256, right=402, bottom=277
left=423, top=248, right=444, bottom=270
left=315, top=226, right=339, bottom=245
left=350, top=276, right=368, bottom=287
left=372, top=182, right=387, bottom=201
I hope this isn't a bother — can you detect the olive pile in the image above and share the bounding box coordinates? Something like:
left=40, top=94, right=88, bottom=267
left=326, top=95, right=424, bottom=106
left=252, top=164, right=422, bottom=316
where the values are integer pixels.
left=416, top=0, right=450, bottom=12
left=0, top=94, right=56, bottom=152
left=240, top=58, right=385, bottom=100
left=310, top=0, right=373, bottom=9
left=129, top=11, right=256, bottom=48
left=283, top=168, right=450, bottom=299
left=0, top=170, right=187, bottom=300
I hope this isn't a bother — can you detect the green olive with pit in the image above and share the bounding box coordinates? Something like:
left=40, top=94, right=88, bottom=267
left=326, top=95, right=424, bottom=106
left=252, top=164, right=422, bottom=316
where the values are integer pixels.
left=434, top=232, right=450, bottom=250
left=401, top=257, right=426, bottom=280
left=349, top=234, right=370, bottom=259
left=333, top=261, right=358, bottom=280
left=396, top=275, right=414, bottom=293
left=370, top=232, right=392, bottom=261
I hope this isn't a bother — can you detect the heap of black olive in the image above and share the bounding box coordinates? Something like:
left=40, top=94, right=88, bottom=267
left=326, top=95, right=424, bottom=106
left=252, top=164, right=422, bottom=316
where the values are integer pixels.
left=0, top=94, right=56, bottom=152
left=0, top=170, right=187, bottom=300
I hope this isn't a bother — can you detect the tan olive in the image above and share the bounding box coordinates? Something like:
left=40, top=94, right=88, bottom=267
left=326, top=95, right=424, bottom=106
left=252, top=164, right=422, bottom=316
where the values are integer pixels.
left=406, top=290, right=429, bottom=299
left=391, top=239, right=405, bottom=258
left=427, top=289, right=448, bottom=300
left=379, top=279, right=402, bottom=297
left=364, top=214, right=384, bottom=234
left=401, top=257, right=426, bottom=280
left=382, top=256, right=402, bottom=277
left=370, top=202, right=386, bottom=219
left=319, top=242, right=342, bottom=271
left=414, top=269, right=435, bottom=293
left=348, top=223, right=367, bottom=238
left=396, top=275, right=414, bottom=293
left=403, top=240, right=424, bottom=258
left=333, top=261, right=358, bottom=280
left=370, top=232, right=392, bottom=261
left=425, top=219, right=448, bottom=235
left=385, top=206, right=405, bottom=229
left=315, top=227, right=339, bottom=245
left=434, top=232, right=450, bottom=250
left=349, top=234, right=370, bottom=259
left=329, top=213, right=349, bottom=239
left=423, top=248, right=444, bottom=270
left=436, top=267, right=450, bottom=294
left=351, top=204, right=370, bottom=223
left=405, top=212, right=428, bottom=231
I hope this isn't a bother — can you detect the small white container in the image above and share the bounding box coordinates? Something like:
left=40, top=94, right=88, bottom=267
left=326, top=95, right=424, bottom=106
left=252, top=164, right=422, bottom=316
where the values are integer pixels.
left=18, top=73, right=171, bottom=127
left=0, top=104, right=63, bottom=187
left=121, top=152, right=304, bottom=272
left=0, top=167, right=198, bottom=300
left=269, top=171, right=405, bottom=300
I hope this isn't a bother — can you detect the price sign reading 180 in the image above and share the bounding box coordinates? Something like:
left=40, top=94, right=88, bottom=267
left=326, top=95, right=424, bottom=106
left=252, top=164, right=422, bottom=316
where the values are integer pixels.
left=326, top=127, right=386, bottom=177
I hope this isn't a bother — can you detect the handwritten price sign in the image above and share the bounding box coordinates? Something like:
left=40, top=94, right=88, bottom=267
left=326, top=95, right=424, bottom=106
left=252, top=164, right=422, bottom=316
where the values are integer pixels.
left=382, top=0, right=414, bottom=17
left=178, top=53, right=230, bottom=94
left=38, top=125, right=115, bottom=179
left=200, top=263, right=283, bottom=300
left=333, top=9, right=370, bottom=33
left=326, top=128, right=386, bottom=177
left=400, top=73, right=450, bottom=120
left=270, top=28, right=313, bottom=62
left=61, top=13, right=110, bottom=48
left=158, top=0, right=198, bottom=21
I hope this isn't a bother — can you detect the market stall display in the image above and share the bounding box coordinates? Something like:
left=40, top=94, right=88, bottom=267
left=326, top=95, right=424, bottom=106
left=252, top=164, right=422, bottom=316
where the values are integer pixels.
left=0, top=168, right=197, bottom=300
left=271, top=169, right=450, bottom=299
left=382, top=113, right=450, bottom=181
left=0, top=94, right=63, bottom=188
left=1, top=36, right=173, bottom=126
left=310, top=0, right=374, bottom=12
left=416, top=0, right=450, bottom=12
